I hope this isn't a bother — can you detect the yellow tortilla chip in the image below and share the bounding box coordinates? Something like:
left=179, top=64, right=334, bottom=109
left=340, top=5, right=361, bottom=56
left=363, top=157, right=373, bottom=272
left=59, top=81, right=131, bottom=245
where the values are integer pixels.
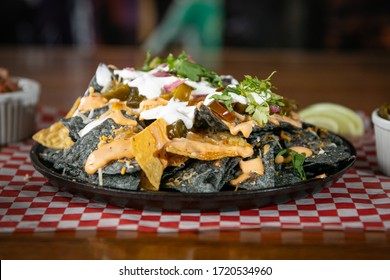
left=32, top=121, right=74, bottom=149
left=130, top=118, right=169, bottom=191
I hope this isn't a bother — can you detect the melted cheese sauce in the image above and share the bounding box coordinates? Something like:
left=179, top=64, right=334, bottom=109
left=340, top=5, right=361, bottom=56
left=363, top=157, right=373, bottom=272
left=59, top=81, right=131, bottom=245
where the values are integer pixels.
left=78, top=93, right=108, bottom=112
left=78, top=102, right=138, bottom=138
left=223, top=120, right=257, bottom=138
left=269, top=114, right=302, bottom=128
left=230, top=157, right=264, bottom=186
left=139, top=98, right=168, bottom=111
left=85, top=138, right=134, bottom=174
left=239, top=157, right=264, bottom=175
left=165, top=138, right=253, bottom=160
left=100, top=109, right=138, bottom=127
left=230, top=173, right=252, bottom=186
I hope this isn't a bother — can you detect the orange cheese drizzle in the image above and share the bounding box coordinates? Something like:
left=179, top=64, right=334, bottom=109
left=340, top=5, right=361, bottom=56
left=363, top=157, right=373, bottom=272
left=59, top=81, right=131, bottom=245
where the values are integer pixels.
left=223, top=120, right=257, bottom=138
left=78, top=93, right=108, bottom=112
left=100, top=109, right=138, bottom=127
left=165, top=138, right=254, bottom=161
left=85, top=138, right=134, bottom=174
left=230, top=157, right=264, bottom=186
left=269, top=114, right=302, bottom=128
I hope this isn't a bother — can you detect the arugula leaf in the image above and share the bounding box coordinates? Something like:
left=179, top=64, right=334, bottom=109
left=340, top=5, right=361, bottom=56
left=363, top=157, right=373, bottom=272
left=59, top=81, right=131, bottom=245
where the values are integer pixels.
left=276, top=149, right=307, bottom=180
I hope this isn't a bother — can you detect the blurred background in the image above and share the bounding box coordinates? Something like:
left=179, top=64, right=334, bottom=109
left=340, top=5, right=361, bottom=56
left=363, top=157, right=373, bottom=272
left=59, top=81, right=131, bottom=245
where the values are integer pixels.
left=1, top=0, right=389, bottom=114
left=1, top=0, right=390, bottom=52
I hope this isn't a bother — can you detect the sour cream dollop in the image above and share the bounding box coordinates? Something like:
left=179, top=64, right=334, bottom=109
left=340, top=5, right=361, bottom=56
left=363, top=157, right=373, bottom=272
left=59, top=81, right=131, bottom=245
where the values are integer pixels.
left=140, top=98, right=196, bottom=129
left=127, top=74, right=180, bottom=100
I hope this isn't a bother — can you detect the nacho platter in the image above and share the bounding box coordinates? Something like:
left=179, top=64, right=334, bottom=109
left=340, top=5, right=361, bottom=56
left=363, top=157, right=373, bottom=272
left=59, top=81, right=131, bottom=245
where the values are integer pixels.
left=31, top=52, right=357, bottom=211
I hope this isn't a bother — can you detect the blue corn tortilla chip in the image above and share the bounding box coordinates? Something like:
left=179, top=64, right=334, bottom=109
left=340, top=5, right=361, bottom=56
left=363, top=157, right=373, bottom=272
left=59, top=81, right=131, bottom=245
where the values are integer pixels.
left=38, top=147, right=65, bottom=167
left=53, top=118, right=141, bottom=190
left=62, top=116, right=87, bottom=142
left=303, top=145, right=354, bottom=174
left=275, top=168, right=302, bottom=187
left=88, top=63, right=115, bottom=93
left=61, top=106, right=110, bottom=141
left=193, top=104, right=230, bottom=132
left=102, top=158, right=140, bottom=175
left=84, top=171, right=141, bottom=191
left=161, top=157, right=240, bottom=193
left=53, top=118, right=118, bottom=176
left=234, top=143, right=276, bottom=191
left=62, top=106, right=142, bottom=142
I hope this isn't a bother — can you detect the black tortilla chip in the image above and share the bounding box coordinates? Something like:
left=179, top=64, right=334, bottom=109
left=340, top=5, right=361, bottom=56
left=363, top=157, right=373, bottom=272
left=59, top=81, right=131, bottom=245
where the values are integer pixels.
left=102, top=158, right=140, bottom=175
left=61, top=105, right=110, bottom=141
left=39, top=147, right=65, bottom=165
left=61, top=116, right=88, bottom=142
left=88, top=74, right=104, bottom=93
left=234, top=143, right=276, bottom=191
left=62, top=106, right=142, bottom=142
left=88, top=63, right=115, bottom=93
left=275, top=168, right=302, bottom=187
left=84, top=171, right=141, bottom=191
left=53, top=118, right=119, bottom=177
left=53, top=117, right=142, bottom=190
left=303, top=145, right=354, bottom=175
left=193, top=104, right=230, bottom=132
left=161, top=157, right=240, bottom=193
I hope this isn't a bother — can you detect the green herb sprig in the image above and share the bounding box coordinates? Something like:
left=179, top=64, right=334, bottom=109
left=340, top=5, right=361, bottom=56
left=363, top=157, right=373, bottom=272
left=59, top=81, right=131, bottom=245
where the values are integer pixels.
left=211, top=72, right=284, bottom=126
left=142, top=51, right=222, bottom=88
left=276, top=148, right=307, bottom=180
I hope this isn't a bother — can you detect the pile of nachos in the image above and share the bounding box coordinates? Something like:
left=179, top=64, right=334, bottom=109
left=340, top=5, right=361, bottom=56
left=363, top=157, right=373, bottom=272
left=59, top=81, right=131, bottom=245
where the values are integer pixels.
left=33, top=52, right=354, bottom=193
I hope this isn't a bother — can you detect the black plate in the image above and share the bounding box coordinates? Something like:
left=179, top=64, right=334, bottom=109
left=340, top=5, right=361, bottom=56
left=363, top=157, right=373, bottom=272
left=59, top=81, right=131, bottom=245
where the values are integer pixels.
left=30, top=139, right=356, bottom=212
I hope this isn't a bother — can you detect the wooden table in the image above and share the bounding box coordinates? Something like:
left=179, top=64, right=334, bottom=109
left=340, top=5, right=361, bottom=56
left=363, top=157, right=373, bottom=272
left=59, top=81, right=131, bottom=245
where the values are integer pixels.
left=1, top=46, right=390, bottom=260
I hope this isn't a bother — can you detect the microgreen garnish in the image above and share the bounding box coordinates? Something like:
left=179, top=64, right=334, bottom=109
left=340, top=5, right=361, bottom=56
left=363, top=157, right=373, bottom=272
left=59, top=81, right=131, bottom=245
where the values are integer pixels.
left=141, top=51, right=152, bottom=71
left=212, top=72, right=284, bottom=126
left=276, top=149, right=307, bottom=180
left=141, top=50, right=163, bottom=71
left=211, top=91, right=234, bottom=111
left=168, top=52, right=222, bottom=87
left=142, top=51, right=222, bottom=87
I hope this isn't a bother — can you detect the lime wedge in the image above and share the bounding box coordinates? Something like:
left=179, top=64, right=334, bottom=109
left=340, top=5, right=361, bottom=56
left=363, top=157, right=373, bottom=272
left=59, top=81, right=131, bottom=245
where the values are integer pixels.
left=300, top=116, right=340, bottom=132
left=298, top=103, right=364, bottom=138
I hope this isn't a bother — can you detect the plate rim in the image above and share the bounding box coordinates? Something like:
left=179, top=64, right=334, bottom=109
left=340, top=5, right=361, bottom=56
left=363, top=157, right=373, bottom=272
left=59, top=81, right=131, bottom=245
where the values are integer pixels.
left=30, top=136, right=356, bottom=211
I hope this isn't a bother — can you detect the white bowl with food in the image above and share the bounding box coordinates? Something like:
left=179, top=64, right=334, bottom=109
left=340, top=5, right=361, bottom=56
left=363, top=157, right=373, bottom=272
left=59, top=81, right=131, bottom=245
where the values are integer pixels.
left=372, top=104, right=390, bottom=176
left=0, top=68, right=40, bottom=145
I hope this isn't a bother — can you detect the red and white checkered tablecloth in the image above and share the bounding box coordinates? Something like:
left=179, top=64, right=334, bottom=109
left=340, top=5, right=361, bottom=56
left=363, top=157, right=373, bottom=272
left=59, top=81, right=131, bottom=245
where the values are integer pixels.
left=1, top=107, right=389, bottom=233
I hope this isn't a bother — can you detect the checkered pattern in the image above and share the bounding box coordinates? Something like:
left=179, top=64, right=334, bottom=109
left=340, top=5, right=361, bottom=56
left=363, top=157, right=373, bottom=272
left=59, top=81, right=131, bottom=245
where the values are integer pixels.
left=1, top=107, right=390, bottom=233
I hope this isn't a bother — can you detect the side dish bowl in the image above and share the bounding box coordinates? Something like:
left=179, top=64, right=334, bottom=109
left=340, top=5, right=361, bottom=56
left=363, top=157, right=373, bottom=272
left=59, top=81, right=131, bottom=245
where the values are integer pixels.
left=372, top=108, right=390, bottom=176
left=0, top=78, right=40, bottom=145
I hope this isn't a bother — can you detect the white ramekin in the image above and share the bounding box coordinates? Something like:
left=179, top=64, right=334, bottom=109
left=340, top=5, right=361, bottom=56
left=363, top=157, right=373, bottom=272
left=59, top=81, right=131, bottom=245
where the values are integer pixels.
left=372, top=109, right=390, bottom=176
left=0, top=78, right=40, bottom=145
